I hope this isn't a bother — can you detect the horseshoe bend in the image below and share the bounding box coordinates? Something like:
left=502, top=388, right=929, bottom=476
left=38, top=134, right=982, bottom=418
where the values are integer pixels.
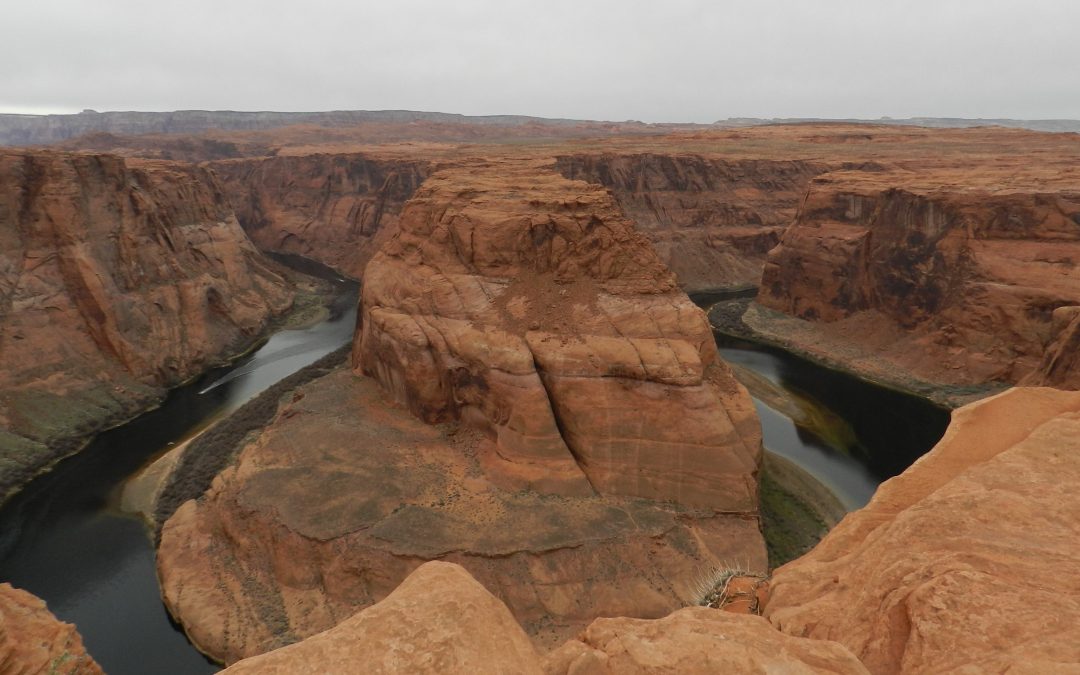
left=0, top=116, right=1078, bottom=674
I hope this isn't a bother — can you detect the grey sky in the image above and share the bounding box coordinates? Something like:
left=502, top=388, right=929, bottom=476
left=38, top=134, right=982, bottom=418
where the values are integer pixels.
left=3, top=0, right=1078, bottom=122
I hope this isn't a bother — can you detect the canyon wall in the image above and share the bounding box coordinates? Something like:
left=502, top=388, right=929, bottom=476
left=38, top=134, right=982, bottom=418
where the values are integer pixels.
left=764, top=387, right=1080, bottom=673
left=0, top=149, right=294, bottom=501
left=554, top=153, right=832, bottom=291
left=157, top=160, right=766, bottom=664
left=757, top=169, right=1080, bottom=391
left=212, top=154, right=431, bottom=278
left=0, top=583, right=102, bottom=674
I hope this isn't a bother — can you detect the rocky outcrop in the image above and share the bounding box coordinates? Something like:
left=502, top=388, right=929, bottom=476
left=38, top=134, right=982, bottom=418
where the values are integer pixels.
left=158, top=367, right=765, bottom=663
left=764, top=387, right=1080, bottom=673
left=157, top=159, right=765, bottom=664
left=212, top=154, right=431, bottom=278
left=0, top=149, right=294, bottom=501
left=220, top=562, right=543, bottom=675
left=219, top=562, right=867, bottom=675
left=0, top=583, right=102, bottom=674
left=757, top=169, right=1080, bottom=392
left=356, top=159, right=761, bottom=508
left=546, top=608, right=868, bottom=674
left=555, top=154, right=830, bottom=292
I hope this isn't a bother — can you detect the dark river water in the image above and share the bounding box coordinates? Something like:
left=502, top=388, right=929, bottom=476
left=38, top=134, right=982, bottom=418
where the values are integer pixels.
left=0, top=260, right=357, bottom=674
left=0, top=282, right=948, bottom=673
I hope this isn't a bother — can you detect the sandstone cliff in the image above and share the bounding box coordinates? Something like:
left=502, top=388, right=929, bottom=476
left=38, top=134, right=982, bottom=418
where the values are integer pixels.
left=765, top=387, right=1080, bottom=673
left=0, top=149, right=294, bottom=501
left=555, top=153, right=831, bottom=291
left=212, top=153, right=430, bottom=278
left=756, top=168, right=1080, bottom=393
left=219, top=561, right=868, bottom=675
left=157, top=160, right=765, bottom=664
left=0, top=583, right=102, bottom=674
left=355, top=159, right=761, bottom=508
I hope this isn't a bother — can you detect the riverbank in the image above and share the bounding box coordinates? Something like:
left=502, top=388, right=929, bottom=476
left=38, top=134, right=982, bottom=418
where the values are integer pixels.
left=709, top=298, right=1003, bottom=409
left=760, top=451, right=847, bottom=568
left=0, top=261, right=337, bottom=508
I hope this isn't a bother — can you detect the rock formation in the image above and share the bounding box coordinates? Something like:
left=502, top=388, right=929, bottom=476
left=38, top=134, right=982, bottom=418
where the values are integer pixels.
left=157, top=159, right=765, bottom=664
left=756, top=168, right=1080, bottom=394
left=0, top=149, right=294, bottom=501
left=356, top=159, right=761, bottom=507
left=0, top=583, right=102, bottom=674
left=212, top=153, right=430, bottom=278
left=555, top=153, right=831, bottom=291
left=218, top=560, right=867, bottom=675
left=765, top=387, right=1080, bottom=673
left=546, top=608, right=868, bottom=674
left=219, top=562, right=544, bottom=675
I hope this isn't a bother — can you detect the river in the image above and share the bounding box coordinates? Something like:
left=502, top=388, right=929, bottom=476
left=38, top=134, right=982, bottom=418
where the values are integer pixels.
left=0, top=283, right=949, bottom=674
left=0, top=261, right=358, bottom=674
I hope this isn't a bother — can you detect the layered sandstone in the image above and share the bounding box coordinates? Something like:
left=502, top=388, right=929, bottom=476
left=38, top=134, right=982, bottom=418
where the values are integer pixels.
left=0, top=583, right=102, bottom=674
left=356, top=159, right=761, bottom=507
left=158, top=160, right=765, bottom=664
left=756, top=169, right=1080, bottom=394
left=220, top=562, right=867, bottom=675
left=546, top=608, right=868, bottom=674
left=555, top=153, right=832, bottom=291
left=220, top=562, right=544, bottom=675
left=765, top=387, right=1080, bottom=673
left=0, top=149, right=294, bottom=500
left=213, top=154, right=430, bottom=278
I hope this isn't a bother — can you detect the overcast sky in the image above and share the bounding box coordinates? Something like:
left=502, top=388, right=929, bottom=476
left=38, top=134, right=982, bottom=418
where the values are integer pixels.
left=3, top=0, right=1078, bottom=122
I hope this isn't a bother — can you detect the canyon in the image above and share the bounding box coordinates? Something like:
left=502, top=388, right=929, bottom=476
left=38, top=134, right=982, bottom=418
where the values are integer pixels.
left=155, top=159, right=766, bottom=663
left=0, top=149, right=296, bottom=503
left=1, top=118, right=1078, bottom=674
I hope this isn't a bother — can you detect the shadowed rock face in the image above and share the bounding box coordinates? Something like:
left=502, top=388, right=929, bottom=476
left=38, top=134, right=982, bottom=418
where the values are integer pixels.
left=0, top=583, right=103, bottom=674
left=757, top=169, right=1080, bottom=391
left=555, top=153, right=832, bottom=292
left=157, top=159, right=766, bottom=664
left=764, top=387, right=1080, bottom=674
left=355, top=159, right=762, bottom=509
left=0, top=150, right=294, bottom=500
left=213, top=154, right=431, bottom=278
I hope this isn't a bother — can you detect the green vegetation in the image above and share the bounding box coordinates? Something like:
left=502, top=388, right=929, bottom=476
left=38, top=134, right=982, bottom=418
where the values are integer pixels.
left=759, top=462, right=830, bottom=569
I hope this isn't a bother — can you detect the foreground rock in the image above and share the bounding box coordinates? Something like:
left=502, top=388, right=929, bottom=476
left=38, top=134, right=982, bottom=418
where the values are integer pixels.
left=547, top=608, right=868, bottom=674
left=0, top=583, right=102, bottom=674
left=220, top=562, right=543, bottom=675
left=757, top=168, right=1080, bottom=397
left=221, top=561, right=867, bottom=675
left=765, top=387, right=1080, bottom=673
left=0, top=149, right=294, bottom=501
left=159, top=160, right=765, bottom=663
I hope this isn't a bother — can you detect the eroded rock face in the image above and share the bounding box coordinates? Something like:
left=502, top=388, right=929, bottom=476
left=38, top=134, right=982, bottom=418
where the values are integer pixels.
left=213, top=154, right=430, bottom=278
left=220, top=562, right=869, bottom=675
left=765, top=387, right=1080, bottom=674
left=158, top=366, right=765, bottom=663
left=757, top=170, right=1080, bottom=390
left=555, top=154, right=831, bottom=292
left=546, top=608, right=868, bottom=675
left=355, top=159, right=761, bottom=509
left=0, top=583, right=102, bottom=674
left=158, top=160, right=766, bottom=664
left=220, top=562, right=544, bottom=675
left=0, top=150, right=293, bottom=500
